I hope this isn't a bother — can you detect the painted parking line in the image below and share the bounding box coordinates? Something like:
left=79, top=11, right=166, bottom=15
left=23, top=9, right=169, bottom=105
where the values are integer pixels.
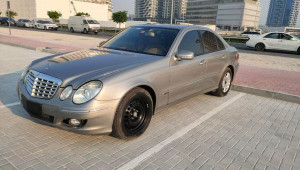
left=0, top=71, right=22, bottom=76
left=0, top=102, right=21, bottom=109
left=118, top=93, right=246, bottom=170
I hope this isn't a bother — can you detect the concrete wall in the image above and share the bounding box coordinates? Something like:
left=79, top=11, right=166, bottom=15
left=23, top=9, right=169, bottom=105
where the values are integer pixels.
left=216, top=2, right=260, bottom=29
left=0, top=0, right=110, bottom=21
left=0, top=0, right=36, bottom=19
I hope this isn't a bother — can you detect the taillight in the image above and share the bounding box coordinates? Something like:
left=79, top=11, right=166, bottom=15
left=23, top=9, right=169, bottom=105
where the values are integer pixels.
left=237, top=53, right=239, bottom=60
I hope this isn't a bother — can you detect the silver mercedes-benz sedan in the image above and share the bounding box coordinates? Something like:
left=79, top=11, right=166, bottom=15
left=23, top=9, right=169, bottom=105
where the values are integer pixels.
left=17, top=24, right=239, bottom=139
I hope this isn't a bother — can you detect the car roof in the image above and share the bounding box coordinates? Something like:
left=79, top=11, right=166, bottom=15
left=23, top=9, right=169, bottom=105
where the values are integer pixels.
left=132, top=24, right=212, bottom=31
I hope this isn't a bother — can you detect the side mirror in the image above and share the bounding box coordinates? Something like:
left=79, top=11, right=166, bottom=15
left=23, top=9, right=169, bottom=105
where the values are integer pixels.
left=175, top=50, right=194, bottom=61
left=98, top=41, right=106, bottom=47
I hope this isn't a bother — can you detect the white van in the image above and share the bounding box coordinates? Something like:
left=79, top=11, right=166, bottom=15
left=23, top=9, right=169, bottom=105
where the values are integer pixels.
left=68, top=16, right=101, bottom=34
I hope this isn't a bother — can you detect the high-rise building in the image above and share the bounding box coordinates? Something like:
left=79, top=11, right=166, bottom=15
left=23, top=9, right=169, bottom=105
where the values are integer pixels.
left=266, top=0, right=295, bottom=27
left=289, top=0, right=300, bottom=27
left=134, top=0, right=187, bottom=23
left=185, top=0, right=260, bottom=30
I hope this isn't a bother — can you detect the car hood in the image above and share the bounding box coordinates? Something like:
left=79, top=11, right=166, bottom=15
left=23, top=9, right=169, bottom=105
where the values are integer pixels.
left=30, top=49, right=159, bottom=88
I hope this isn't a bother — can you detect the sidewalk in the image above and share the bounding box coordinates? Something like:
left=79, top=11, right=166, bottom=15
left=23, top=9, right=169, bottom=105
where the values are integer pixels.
left=1, top=34, right=300, bottom=97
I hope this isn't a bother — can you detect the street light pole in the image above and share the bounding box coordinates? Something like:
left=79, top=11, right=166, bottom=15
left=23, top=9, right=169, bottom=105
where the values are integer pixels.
left=170, top=0, right=174, bottom=24
left=7, top=9, right=11, bottom=35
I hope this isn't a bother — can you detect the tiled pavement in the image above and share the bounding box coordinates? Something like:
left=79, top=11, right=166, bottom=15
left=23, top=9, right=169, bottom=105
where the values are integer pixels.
left=1, top=33, right=300, bottom=96
left=0, top=45, right=300, bottom=170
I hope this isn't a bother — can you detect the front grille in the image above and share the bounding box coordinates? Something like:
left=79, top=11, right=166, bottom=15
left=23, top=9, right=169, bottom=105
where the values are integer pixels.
left=25, top=70, right=62, bottom=99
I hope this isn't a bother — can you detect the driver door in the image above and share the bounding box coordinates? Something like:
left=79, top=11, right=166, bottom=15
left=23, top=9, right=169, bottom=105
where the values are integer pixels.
left=169, top=30, right=208, bottom=103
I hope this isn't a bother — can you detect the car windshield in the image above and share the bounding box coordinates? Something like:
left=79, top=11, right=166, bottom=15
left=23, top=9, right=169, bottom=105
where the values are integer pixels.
left=87, top=20, right=99, bottom=24
left=103, top=26, right=179, bottom=56
left=42, top=21, right=52, bottom=24
left=23, top=19, right=31, bottom=22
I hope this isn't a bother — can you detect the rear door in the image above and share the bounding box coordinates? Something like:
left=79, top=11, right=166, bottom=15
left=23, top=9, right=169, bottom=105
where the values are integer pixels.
left=200, top=30, right=228, bottom=88
left=279, top=33, right=299, bottom=51
left=262, top=33, right=281, bottom=50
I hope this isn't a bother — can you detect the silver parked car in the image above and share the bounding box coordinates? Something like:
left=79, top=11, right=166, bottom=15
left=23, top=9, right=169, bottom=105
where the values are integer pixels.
left=17, top=25, right=239, bottom=139
left=16, top=19, right=33, bottom=28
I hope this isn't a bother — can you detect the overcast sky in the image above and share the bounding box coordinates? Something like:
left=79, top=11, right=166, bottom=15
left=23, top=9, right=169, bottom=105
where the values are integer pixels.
left=112, top=0, right=134, bottom=15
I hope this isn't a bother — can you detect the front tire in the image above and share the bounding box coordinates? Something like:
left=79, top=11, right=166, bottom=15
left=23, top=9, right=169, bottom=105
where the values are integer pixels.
left=255, top=43, right=265, bottom=51
left=83, top=28, right=88, bottom=34
left=70, top=27, right=74, bottom=33
left=213, top=68, right=232, bottom=97
left=111, top=88, right=153, bottom=139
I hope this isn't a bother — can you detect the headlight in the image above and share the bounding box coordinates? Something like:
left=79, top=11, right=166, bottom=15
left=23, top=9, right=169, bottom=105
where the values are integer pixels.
left=73, top=81, right=102, bottom=104
left=20, top=64, right=31, bottom=80
left=60, top=86, right=73, bottom=100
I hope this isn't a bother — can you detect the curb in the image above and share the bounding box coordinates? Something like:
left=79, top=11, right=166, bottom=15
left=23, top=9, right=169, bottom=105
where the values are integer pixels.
left=0, top=41, right=60, bottom=54
left=232, top=85, right=300, bottom=104
left=1, top=40, right=299, bottom=104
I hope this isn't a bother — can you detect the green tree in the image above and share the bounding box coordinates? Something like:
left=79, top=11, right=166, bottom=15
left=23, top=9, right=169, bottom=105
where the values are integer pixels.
left=112, top=11, right=127, bottom=28
left=6, top=10, right=17, bottom=18
left=47, top=11, right=62, bottom=22
left=75, top=12, right=90, bottom=16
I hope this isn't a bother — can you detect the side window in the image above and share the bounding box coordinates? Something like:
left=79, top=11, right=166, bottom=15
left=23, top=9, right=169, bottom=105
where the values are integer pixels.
left=200, top=30, right=218, bottom=53
left=178, top=30, right=203, bottom=56
left=281, top=34, right=293, bottom=40
left=264, top=33, right=279, bottom=39
left=83, top=20, right=88, bottom=24
left=216, top=36, right=225, bottom=50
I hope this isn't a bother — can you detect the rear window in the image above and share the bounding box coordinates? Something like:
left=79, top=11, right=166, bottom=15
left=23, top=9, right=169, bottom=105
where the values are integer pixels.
left=200, top=30, right=219, bottom=53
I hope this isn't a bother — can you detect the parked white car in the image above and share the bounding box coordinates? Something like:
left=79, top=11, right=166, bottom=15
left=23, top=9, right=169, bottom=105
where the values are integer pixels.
left=68, top=16, right=100, bottom=34
left=246, top=32, right=300, bottom=53
left=34, top=20, right=58, bottom=30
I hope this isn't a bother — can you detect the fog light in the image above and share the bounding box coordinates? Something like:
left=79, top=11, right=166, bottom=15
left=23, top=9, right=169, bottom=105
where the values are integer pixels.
left=69, top=119, right=81, bottom=126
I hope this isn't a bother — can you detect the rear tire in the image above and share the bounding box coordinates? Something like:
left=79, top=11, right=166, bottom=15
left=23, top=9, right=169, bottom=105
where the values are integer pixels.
left=297, top=47, right=300, bottom=55
left=255, top=43, right=265, bottom=51
left=111, top=88, right=153, bottom=140
left=70, top=27, right=74, bottom=33
left=212, top=68, right=232, bottom=97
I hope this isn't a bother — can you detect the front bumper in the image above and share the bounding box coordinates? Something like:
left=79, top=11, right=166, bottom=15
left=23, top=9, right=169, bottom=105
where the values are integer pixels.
left=17, top=81, right=120, bottom=135
left=47, top=26, right=58, bottom=30
left=89, top=28, right=100, bottom=32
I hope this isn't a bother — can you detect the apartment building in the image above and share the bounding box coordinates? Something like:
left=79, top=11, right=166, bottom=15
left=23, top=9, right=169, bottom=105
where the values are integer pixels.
left=134, top=0, right=187, bottom=23
left=0, top=0, right=112, bottom=21
left=185, top=0, right=260, bottom=30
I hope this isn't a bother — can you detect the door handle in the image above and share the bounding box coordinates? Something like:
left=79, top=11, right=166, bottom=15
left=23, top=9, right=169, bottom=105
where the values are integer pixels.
left=200, top=60, right=206, bottom=65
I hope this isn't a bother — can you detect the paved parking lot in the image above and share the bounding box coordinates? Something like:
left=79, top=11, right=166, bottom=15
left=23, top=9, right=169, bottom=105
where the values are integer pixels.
left=0, top=45, right=300, bottom=170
